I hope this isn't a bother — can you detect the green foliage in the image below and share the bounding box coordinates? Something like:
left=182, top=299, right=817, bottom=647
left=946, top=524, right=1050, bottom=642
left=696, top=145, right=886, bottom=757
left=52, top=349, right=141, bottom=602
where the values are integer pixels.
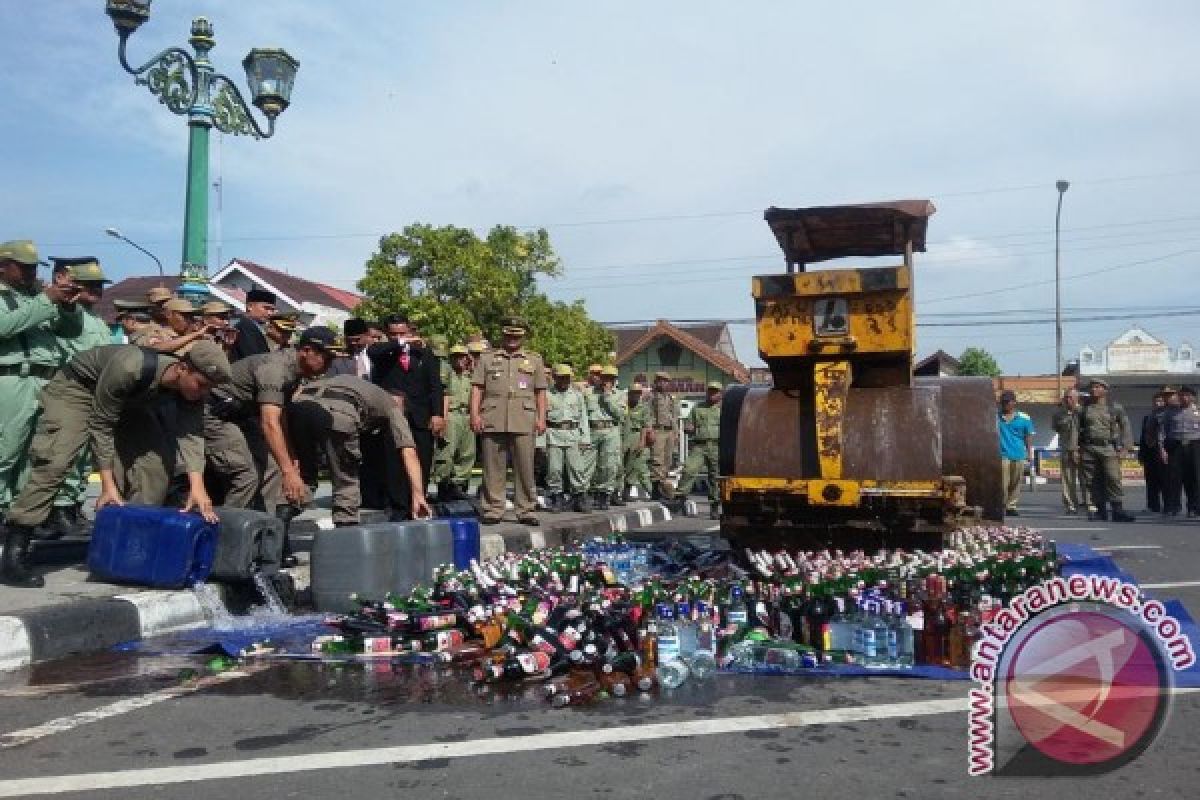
left=957, top=346, right=1002, bottom=378
left=357, top=223, right=613, bottom=367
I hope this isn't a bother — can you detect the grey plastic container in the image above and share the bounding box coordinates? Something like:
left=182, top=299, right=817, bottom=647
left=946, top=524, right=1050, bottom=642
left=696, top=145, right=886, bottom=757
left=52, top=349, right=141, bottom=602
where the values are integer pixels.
left=311, top=520, right=454, bottom=613
left=210, top=507, right=284, bottom=582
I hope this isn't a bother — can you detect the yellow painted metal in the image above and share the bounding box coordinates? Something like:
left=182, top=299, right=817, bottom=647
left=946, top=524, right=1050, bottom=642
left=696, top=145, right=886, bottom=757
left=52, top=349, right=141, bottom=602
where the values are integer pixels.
left=722, top=476, right=950, bottom=505
left=753, top=265, right=914, bottom=361
left=813, top=360, right=851, bottom=479
left=806, top=479, right=860, bottom=507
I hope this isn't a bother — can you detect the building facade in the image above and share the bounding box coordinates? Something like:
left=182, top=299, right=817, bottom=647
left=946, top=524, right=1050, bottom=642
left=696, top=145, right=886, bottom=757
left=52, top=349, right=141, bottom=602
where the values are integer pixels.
left=609, top=320, right=749, bottom=398
left=1076, top=327, right=1197, bottom=376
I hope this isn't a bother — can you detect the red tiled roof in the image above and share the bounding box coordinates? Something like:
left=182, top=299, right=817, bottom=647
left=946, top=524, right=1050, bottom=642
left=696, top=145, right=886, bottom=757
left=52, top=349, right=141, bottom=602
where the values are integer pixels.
left=616, top=319, right=749, bottom=383
left=611, top=323, right=726, bottom=356
left=223, top=259, right=363, bottom=312
left=93, top=275, right=181, bottom=323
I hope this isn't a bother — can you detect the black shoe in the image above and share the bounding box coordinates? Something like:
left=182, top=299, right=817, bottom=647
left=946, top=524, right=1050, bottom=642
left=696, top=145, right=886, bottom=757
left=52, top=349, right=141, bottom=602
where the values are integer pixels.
left=573, top=493, right=592, bottom=513
left=518, top=514, right=540, bottom=527
left=436, top=481, right=455, bottom=502
left=609, top=491, right=625, bottom=507
left=481, top=515, right=503, bottom=526
left=595, top=491, right=610, bottom=511
left=0, top=527, right=45, bottom=588
left=709, top=504, right=722, bottom=520
left=1006, top=508, right=1020, bottom=517
left=1089, top=509, right=1109, bottom=522
left=36, top=507, right=76, bottom=540
left=1110, top=504, right=1136, bottom=523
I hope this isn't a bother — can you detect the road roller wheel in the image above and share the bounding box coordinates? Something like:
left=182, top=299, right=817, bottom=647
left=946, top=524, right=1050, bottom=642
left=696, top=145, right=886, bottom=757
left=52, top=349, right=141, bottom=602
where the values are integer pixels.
left=916, top=375, right=1005, bottom=522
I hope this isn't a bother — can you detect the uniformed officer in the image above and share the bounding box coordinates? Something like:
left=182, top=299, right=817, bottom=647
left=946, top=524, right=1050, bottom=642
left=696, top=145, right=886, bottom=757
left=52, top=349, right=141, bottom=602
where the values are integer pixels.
left=200, top=300, right=237, bottom=353
left=674, top=382, right=723, bottom=518
left=113, top=299, right=151, bottom=342
left=154, top=297, right=211, bottom=354
left=577, top=365, right=605, bottom=500
left=432, top=344, right=476, bottom=502
left=585, top=365, right=624, bottom=510
left=644, top=371, right=680, bottom=500
left=46, top=258, right=115, bottom=537
left=130, top=286, right=174, bottom=347
left=1138, top=388, right=1172, bottom=514
left=266, top=313, right=298, bottom=351
left=1052, top=387, right=1088, bottom=515
left=289, top=375, right=432, bottom=526
left=620, top=382, right=651, bottom=501
left=1160, top=385, right=1200, bottom=516
left=469, top=315, right=547, bottom=525
left=0, top=340, right=231, bottom=587
left=0, top=240, right=83, bottom=516
left=1072, top=378, right=1135, bottom=522
left=204, top=327, right=338, bottom=514
left=466, top=340, right=486, bottom=371
left=544, top=364, right=590, bottom=512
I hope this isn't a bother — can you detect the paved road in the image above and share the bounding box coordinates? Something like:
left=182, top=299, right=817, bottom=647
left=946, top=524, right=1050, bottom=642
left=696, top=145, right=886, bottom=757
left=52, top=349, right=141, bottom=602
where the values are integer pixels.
left=0, top=491, right=1198, bottom=799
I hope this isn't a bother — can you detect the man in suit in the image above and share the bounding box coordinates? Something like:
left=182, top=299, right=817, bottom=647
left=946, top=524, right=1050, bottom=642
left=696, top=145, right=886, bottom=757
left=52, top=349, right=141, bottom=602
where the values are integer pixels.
left=228, top=288, right=276, bottom=362
left=328, top=318, right=373, bottom=379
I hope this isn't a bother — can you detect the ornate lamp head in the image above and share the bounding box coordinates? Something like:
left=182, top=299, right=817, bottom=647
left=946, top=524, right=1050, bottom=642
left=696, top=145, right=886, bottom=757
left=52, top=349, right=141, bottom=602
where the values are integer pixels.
left=105, top=0, right=152, bottom=36
left=242, top=48, right=299, bottom=118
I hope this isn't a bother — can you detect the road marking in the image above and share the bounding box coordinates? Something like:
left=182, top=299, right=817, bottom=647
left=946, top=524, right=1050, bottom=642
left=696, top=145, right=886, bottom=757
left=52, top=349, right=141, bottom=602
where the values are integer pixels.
left=0, top=664, right=271, bottom=750
left=1093, top=545, right=1163, bottom=551
left=1035, top=527, right=1108, bottom=532
left=1139, top=580, right=1200, bottom=590
left=0, top=697, right=967, bottom=795
left=702, top=524, right=721, bottom=533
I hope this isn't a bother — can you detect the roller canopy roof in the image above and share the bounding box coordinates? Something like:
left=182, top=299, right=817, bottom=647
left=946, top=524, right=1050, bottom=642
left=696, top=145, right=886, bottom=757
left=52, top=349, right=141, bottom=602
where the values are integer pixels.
left=764, top=200, right=936, bottom=266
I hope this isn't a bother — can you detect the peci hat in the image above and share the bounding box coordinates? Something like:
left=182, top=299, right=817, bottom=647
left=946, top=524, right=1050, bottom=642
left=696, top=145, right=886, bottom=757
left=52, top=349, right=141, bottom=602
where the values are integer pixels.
left=449, top=344, right=469, bottom=357
left=246, top=288, right=276, bottom=305
left=295, top=326, right=338, bottom=352
left=164, top=298, right=200, bottom=315
left=51, top=257, right=110, bottom=284
left=146, top=286, right=173, bottom=304
left=343, top=318, right=369, bottom=338
left=500, top=315, right=528, bottom=336
left=0, top=239, right=44, bottom=266
left=200, top=300, right=231, bottom=316
left=183, top=340, right=233, bottom=385
left=707, top=381, right=723, bottom=391
left=553, top=364, right=574, bottom=378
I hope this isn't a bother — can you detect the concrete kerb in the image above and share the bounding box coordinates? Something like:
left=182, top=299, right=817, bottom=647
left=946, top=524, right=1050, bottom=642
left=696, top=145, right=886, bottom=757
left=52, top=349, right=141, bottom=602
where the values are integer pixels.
left=0, top=503, right=674, bottom=672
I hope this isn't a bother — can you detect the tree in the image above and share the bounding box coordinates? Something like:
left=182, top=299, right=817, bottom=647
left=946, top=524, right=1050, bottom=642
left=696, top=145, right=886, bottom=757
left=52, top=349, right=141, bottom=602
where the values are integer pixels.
left=957, top=346, right=1002, bottom=378
left=357, top=223, right=613, bottom=367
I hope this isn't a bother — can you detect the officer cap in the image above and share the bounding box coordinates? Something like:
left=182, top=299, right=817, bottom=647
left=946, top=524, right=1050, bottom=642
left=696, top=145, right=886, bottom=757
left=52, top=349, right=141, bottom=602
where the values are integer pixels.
left=707, top=381, right=723, bottom=391
left=184, top=340, right=233, bottom=385
left=629, top=382, right=645, bottom=392
left=500, top=315, right=528, bottom=335
left=587, top=364, right=603, bottom=374
left=50, top=257, right=110, bottom=284
left=601, top=365, right=619, bottom=378
left=146, top=286, right=173, bottom=304
left=246, top=288, right=276, bottom=305
left=165, top=298, right=200, bottom=315
left=201, top=300, right=231, bottom=316
left=0, top=240, right=44, bottom=266
left=269, top=313, right=299, bottom=331
left=296, top=326, right=338, bottom=351
left=553, top=364, right=574, bottom=378
left=1181, top=385, right=1196, bottom=396
left=449, top=344, right=469, bottom=357
left=1087, top=378, right=1109, bottom=389
left=467, top=341, right=486, bottom=354
left=654, top=371, right=671, bottom=381
left=113, top=298, right=150, bottom=313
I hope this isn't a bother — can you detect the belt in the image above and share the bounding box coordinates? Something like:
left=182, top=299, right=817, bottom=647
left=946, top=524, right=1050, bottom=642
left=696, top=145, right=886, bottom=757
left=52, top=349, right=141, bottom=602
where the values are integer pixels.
left=449, top=405, right=469, bottom=413
left=0, top=363, right=58, bottom=379
left=692, top=437, right=716, bottom=443
left=1082, top=438, right=1115, bottom=447
left=591, top=420, right=615, bottom=429
left=298, top=386, right=363, bottom=413
left=547, top=421, right=578, bottom=429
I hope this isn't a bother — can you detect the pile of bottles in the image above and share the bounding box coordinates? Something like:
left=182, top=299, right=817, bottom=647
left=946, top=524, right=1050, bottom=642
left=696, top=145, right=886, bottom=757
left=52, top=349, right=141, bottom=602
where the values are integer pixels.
left=292, top=527, right=1057, bottom=708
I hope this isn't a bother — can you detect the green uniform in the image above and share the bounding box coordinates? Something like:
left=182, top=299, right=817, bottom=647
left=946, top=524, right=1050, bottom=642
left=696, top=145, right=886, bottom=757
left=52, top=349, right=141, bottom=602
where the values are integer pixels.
left=1052, top=405, right=1088, bottom=512
left=432, top=369, right=476, bottom=489
left=0, top=285, right=82, bottom=510
left=585, top=387, right=624, bottom=494
left=292, top=377, right=416, bottom=526
left=53, top=309, right=114, bottom=509
left=204, top=349, right=302, bottom=511
left=623, top=400, right=652, bottom=498
left=676, top=400, right=721, bottom=503
left=545, top=384, right=590, bottom=496
left=6, top=345, right=204, bottom=527
left=1070, top=399, right=1133, bottom=508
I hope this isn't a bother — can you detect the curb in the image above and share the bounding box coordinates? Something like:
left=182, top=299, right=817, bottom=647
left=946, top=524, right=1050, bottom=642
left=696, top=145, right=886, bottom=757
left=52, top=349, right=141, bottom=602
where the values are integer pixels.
left=0, top=504, right=673, bottom=672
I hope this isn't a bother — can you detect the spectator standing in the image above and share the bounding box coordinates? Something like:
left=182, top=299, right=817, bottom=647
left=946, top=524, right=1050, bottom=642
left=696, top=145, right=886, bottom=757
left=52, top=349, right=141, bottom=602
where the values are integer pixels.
left=1139, top=388, right=1172, bottom=513
left=1075, top=378, right=1135, bottom=522
left=997, top=389, right=1034, bottom=516
left=1052, top=387, right=1086, bottom=514
left=1160, top=385, right=1200, bottom=517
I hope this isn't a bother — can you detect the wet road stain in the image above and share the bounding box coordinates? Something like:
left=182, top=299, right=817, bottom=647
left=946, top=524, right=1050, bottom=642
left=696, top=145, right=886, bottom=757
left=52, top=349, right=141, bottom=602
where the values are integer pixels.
left=410, top=757, right=450, bottom=770
left=600, top=741, right=648, bottom=758
left=433, top=732, right=470, bottom=742
left=494, top=726, right=548, bottom=737
left=234, top=724, right=326, bottom=751
left=173, top=747, right=208, bottom=758
left=743, top=730, right=779, bottom=739
left=313, top=703, right=347, bottom=711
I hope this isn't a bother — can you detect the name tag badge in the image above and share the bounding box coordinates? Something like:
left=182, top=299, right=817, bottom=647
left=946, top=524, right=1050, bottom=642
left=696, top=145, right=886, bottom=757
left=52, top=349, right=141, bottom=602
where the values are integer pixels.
left=518, top=378, right=529, bottom=390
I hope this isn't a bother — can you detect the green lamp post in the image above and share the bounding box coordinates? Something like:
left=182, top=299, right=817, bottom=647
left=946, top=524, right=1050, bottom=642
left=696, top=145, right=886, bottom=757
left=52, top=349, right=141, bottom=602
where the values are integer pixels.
left=104, top=0, right=298, bottom=302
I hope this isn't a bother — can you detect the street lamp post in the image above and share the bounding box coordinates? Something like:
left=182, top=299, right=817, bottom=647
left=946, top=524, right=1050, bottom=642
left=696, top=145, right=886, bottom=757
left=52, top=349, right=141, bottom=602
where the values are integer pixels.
left=104, top=0, right=298, bottom=302
left=1054, top=179, right=1070, bottom=397
left=105, top=227, right=165, bottom=280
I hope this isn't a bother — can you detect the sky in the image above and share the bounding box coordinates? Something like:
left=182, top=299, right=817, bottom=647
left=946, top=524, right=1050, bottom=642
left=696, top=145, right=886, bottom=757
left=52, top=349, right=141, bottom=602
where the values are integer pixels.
left=2, top=1, right=1199, bottom=373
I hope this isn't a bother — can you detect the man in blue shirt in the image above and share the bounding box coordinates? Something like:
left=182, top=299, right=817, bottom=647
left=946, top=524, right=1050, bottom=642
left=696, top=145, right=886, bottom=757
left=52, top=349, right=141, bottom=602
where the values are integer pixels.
left=997, top=390, right=1035, bottom=516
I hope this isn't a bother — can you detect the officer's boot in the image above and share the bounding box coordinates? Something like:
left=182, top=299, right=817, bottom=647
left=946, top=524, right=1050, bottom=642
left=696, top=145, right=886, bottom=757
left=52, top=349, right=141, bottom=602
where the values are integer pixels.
left=709, top=502, right=722, bottom=520
left=1110, top=502, right=1136, bottom=523
left=37, top=507, right=75, bottom=541
left=1089, top=503, right=1109, bottom=522
left=454, top=483, right=470, bottom=502
left=436, top=481, right=455, bottom=503
left=650, top=484, right=663, bottom=501
left=72, top=505, right=94, bottom=537
left=574, top=493, right=592, bottom=513
left=609, top=490, right=626, bottom=507
left=595, top=491, right=609, bottom=511
left=275, top=505, right=303, bottom=568
left=0, top=526, right=45, bottom=588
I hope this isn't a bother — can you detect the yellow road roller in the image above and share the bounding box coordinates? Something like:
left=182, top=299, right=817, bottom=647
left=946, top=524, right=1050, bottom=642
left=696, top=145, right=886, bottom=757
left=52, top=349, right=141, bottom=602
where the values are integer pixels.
left=718, top=200, right=1003, bottom=550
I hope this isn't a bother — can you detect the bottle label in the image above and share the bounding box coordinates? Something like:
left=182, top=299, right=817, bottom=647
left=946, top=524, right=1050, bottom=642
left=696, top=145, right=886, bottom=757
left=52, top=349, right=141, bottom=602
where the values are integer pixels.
left=820, top=623, right=831, bottom=653
left=907, top=611, right=924, bottom=632
left=862, top=629, right=877, bottom=658
left=516, top=650, right=551, bottom=674
left=659, top=633, right=681, bottom=663
left=362, top=636, right=393, bottom=653
left=415, top=613, right=458, bottom=632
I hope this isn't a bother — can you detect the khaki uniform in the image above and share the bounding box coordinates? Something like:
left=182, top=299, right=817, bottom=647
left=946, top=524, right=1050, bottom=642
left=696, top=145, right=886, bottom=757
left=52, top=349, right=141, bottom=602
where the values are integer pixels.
left=53, top=309, right=114, bottom=510
left=128, top=321, right=170, bottom=348
left=645, top=388, right=679, bottom=493
left=1070, top=400, right=1133, bottom=509
left=432, top=369, right=476, bottom=489
left=676, top=400, right=721, bottom=503
left=584, top=387, right=624, bottom=495
left=471, top=347, right=547, bottom=519
left=545, top=385, right=590, bottom=496
left=204, top=349, right=301, bottom=511
left=6, top=345, right=204, bottom=527
left=0, top=284, right=82, bottom=510
left=622, top=398, right=652, bottom=497
left=292, top=376, right=416, bottom=526
left=1052, top=405, right=1088, bottom=512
